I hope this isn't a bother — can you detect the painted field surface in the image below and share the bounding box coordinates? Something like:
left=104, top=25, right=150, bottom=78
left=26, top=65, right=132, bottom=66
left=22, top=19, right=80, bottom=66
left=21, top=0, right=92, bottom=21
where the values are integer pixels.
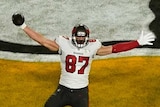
left=0, top=56, right=160, bottom=107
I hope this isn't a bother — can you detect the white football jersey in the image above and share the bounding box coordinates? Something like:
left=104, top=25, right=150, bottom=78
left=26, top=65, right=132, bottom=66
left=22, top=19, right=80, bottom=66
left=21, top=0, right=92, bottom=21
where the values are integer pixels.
left=55, top=36, right=101, bottom=89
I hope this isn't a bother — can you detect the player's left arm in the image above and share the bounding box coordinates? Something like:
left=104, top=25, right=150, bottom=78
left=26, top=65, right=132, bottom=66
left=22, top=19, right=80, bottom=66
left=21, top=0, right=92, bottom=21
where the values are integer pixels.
left=96, top=31, right=156, bottom=56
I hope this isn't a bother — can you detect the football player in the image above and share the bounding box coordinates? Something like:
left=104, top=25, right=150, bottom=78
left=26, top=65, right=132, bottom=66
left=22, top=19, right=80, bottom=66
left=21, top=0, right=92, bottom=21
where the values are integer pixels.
left=12, top=13, right=155, bottom=107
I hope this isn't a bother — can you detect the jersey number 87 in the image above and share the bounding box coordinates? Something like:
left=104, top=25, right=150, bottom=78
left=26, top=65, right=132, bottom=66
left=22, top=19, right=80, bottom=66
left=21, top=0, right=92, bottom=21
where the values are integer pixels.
left=65, top=55, right=89, bottom=74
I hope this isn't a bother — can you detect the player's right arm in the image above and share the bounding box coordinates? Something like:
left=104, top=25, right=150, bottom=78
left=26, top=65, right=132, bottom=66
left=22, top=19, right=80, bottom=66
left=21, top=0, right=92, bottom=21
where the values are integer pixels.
left=12, top=13, right=59, bottom=52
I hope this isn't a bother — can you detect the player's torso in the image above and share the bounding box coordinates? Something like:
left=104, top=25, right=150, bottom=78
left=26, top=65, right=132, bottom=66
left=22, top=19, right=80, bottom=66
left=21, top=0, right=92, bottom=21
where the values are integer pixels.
left=56, top=36, right=101, bottom=89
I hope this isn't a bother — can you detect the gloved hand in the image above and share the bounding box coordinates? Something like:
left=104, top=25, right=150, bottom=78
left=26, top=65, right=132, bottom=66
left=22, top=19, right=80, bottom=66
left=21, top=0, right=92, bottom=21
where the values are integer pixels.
left=137, top=30, right=156, bottom=46
left=12, top=12, right=26, bottom=29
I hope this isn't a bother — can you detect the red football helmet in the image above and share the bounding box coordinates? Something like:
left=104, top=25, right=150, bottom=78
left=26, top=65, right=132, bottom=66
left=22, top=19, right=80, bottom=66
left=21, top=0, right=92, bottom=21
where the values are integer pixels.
left=72, top=24, right=90, bottom=48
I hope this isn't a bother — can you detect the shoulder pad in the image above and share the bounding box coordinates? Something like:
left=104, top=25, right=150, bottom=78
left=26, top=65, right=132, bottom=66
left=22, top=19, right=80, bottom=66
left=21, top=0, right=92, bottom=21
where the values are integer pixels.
left=88, top=39, right=97, bottom=42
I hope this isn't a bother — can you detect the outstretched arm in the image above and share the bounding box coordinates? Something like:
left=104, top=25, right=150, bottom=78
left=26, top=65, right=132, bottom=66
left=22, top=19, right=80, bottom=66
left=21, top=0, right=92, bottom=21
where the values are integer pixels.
left=12, top=13, right=59, bottom=51
left=96, top=31, right=155, bottom=56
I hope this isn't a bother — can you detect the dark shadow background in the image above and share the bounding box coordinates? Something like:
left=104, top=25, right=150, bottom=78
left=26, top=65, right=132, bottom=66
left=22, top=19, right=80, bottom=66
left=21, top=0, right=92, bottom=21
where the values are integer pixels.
left=149, top=0, right=160, bottom=48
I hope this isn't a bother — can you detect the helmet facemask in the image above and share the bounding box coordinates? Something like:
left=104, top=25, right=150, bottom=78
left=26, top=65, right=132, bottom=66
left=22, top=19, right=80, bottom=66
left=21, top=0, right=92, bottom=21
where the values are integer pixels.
left=72, top=24, right=89, bottom=48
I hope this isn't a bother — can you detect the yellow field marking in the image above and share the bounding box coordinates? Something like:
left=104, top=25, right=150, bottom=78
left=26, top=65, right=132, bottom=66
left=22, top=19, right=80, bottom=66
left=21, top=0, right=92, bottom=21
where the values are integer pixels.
left=0, top=56, right=160, bottom=107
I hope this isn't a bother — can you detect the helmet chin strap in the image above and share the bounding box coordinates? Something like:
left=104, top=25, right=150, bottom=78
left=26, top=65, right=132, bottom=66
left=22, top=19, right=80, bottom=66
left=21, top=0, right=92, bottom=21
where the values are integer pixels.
left=77, top=44, right=85, bottom=48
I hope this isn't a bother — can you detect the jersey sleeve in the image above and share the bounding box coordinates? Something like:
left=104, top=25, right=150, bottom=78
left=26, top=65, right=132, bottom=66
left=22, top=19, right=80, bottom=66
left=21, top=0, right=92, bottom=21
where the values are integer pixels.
left=55, top=36, right=60, bottom=45
left=55, top=36, right=70, bottom=54
left=55, top=36, right=62, bottom=54
left=91, top=39, right=102, bottom=55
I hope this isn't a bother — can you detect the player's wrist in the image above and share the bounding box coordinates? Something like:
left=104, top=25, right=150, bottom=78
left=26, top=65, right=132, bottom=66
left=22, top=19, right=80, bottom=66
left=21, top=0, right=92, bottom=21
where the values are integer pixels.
left=137, top=39, right=142, bottom=45
left=20, top=23, right=27, bottom=29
